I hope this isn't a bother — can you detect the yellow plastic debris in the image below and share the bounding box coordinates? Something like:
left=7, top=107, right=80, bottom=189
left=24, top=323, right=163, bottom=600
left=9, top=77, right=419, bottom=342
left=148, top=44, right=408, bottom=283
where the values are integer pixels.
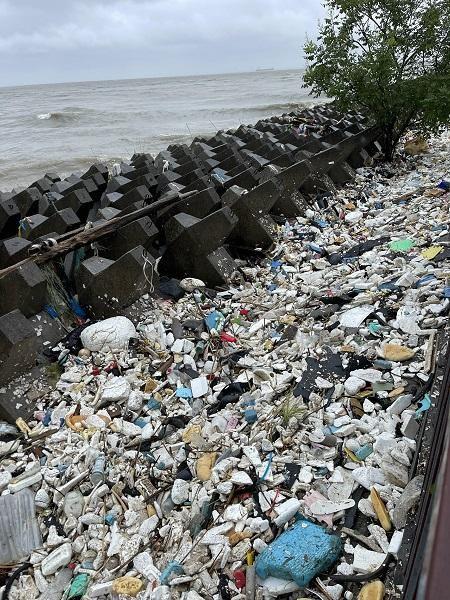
left=382, top=344, right=415, bottom=362
left=181, top=423, right=204, bottom=446
left=370, top=488, right=392, bottom=531
left=112, top=576, right=144, bottom=597
left=144, top=378, right=158, bottom=393
left=196, top=452, right=217, bottom=481
left=358, top=580, right=385, bottom=599
left=421, top=246, right=443, bottom=260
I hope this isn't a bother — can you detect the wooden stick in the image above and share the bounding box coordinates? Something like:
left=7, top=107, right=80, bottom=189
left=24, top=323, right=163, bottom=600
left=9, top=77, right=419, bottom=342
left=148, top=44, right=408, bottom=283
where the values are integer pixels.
left=0, top=190, right=198, bottom=280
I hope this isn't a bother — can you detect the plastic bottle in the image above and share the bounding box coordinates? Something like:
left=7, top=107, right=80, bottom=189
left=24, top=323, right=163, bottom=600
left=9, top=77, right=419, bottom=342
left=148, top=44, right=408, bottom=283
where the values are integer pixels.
left=90, top=455, right=106, bottom=486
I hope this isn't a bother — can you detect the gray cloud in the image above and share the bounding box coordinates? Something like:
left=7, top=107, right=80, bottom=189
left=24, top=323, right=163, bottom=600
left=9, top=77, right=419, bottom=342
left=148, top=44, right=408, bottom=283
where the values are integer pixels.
left=0, top=0, right=324, bottom=85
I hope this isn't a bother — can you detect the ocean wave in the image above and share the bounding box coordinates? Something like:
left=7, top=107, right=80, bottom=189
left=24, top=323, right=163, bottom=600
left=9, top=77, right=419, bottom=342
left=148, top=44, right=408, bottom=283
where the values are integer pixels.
left=36, top=110, right=82, bottom=123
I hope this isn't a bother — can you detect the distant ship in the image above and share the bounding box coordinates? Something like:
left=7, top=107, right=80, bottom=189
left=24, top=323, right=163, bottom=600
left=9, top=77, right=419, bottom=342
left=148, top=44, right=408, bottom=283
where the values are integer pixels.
left=256, top=68, right=275, bottom=72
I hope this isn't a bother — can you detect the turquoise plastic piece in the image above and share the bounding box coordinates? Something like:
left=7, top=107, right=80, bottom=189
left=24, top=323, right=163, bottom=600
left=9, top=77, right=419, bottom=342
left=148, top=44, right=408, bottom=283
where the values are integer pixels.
left=160, top=560, right=184, bottom=584
left=355, top=443, right=373, bottom=461
left=255, top=518, right=342, bottom=587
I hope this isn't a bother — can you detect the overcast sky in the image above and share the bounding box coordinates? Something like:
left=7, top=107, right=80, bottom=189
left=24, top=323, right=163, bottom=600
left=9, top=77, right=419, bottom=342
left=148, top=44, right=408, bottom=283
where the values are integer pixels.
left=0, top=0, right=324, bottom=87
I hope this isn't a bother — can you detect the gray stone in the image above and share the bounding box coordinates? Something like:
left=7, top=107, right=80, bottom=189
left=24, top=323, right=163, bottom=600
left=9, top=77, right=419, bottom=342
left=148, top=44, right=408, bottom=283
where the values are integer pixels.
left=381, top=459, right=409, bottom=488
left=392, top=476, right=424, bottom=529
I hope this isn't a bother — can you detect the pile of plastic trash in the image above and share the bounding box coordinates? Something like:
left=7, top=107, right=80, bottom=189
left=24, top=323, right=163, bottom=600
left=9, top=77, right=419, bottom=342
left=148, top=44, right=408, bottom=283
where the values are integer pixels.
left=0, top=132, right=449, bottom=600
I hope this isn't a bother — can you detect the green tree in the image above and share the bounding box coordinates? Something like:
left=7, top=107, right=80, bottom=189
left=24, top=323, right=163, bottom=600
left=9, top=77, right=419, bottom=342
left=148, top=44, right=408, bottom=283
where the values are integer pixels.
left=303, top=0, right=450, bottom=160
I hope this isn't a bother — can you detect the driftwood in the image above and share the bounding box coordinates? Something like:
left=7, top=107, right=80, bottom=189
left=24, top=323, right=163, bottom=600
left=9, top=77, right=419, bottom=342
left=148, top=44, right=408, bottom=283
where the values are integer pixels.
left=0, top=191, right=198, bottom=280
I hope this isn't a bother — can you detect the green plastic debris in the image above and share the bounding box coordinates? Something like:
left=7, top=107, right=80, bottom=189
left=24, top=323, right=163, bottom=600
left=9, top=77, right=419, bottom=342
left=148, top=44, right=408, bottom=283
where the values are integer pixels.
left=368, top=321, right=382, bottom=335
left=389, top=239, right=415, bottom=252
left=372, top=381, right=394, bottom=393
left=67, top=574, right=89, bottom=600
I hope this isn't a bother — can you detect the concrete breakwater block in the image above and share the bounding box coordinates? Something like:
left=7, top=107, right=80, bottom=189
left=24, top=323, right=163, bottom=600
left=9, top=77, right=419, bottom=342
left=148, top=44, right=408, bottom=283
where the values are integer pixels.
left=0, top=198, right=21, bottom=238
left=0, top=262, right=47, bottom=318
left=159, top=207, right=238, bottom=287
left=0, top=309, right=38, bottom=386
left=222, top=182, right=277, bottom=250
left=103, top=216, right=159, bottom=260
left=155, top=187, right=221, bottom=225
left=0, top=237, right=32, bottom=268
left=11, top=187, right=42, bottom=217
left=21, top=208, right=81, bottom=241
left=75, top=245, right=158, bottom=318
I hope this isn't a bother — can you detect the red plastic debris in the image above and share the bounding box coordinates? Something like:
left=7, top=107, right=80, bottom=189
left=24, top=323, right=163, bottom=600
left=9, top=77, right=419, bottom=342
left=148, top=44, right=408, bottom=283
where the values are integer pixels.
left=220, top=332, right=237, bottom=343
left=234, top=570, right=246, bottom=590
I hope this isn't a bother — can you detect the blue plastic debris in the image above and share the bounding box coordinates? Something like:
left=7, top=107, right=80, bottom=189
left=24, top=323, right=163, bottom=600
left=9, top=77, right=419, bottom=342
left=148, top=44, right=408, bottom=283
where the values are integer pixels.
left=355, top=444, right=373, bottom=461
left=312, top=219, right=329, bottom=229
left=69, top=298, right=86, bottom=318
left=378, top=281, right=401, bottom=292
left=267, top=284, right=278, bottom=292
left=147, top=397, right=161, bottom=410
left=255, top=518, right=342, bottom=587
left=259, top=452, right=273, bottom=481
left=244, top=408, right=258, bottom=423
left=308, top=242, right=323, bottom=255
left=205, top=310, right=225, bottom=332
left=133, top=417, right=147, bottom=428
left=176, top=387, right=193, bottom=399
left=44, top=304, right=59, bottom=319
left=271, top=260, right=283, bottom=270
left=437, top=180, right=450, bottom=191
left=444, top=285, right=450, bottom=299
left=160, top=561, right=184, bottom=584
left=416, top=393, right=431, bottom=416
left=105, top=513, right=116, bottom=526
left=416, top=274, right=437, bottom=287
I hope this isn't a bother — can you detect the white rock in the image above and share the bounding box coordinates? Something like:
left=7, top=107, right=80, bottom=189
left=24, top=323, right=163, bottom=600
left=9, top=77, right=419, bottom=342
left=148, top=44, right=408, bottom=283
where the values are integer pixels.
left=310, top=498, right=355, bottom=515
left=230, top=471, right=253, bottom=486
left=350, top=369, right=383, bottom=382
left=363, top=399, right=375, bottom=413
left=368, top=524, right=389, bottom=552
left=247, top=517, right=270, bottom=533
left=171, top=479, right=190, bottom=505
left=216, top=481, right=233, bottom=495
left=191, top=376, right=209, bottom=398
left=128, top=390, right=144, bottom=411
left=139, top=515, right=160, bottom=536
left=180, top=277, right=205, bottom=292
left=80, top=317, right=136, bottom=352
left=261, top=576, right=300, bottom=596
left=345, top=210, right=363, bottom=224
left=41, top=543, right=73, bottom=576
left=339, top=305, right=373, bottom=328
left=273, top=498, right=300, bottom=526
left=243, top=445, right=262, bottom=467
left=352, top=545, right=386, bottom=573
left=388, top=530, right=404, bottom=556
left=373, top=432, right=396, bottom=454
left=101, top=377, right=131, bottom=403
left=344, top=376, right=366, bottom=395
left=387, top=394, right=413, bottom=415
left=352, top=467, right=386, bottom=490
left=223, top=504, right=247, bottom=522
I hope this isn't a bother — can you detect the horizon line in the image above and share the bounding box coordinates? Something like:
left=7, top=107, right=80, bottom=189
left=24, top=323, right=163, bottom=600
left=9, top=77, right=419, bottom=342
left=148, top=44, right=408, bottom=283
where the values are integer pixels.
left=0, top=65, right=306, bottom=91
